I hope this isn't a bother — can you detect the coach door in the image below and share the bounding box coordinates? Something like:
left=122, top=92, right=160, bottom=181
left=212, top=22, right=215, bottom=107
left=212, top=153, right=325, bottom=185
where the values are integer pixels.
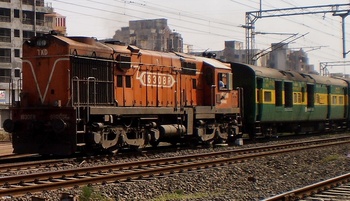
left=327, top=85, right=331, bottom=119
left=256, top=78, right=263, bottom=121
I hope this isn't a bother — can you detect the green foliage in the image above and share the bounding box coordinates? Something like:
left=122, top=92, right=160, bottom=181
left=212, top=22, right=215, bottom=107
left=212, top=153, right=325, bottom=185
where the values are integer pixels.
left=322, top=154, right=341, bottom=163
left=151, top=190, right=219, bottom=201
left=79, top=186, right=112, bottom=201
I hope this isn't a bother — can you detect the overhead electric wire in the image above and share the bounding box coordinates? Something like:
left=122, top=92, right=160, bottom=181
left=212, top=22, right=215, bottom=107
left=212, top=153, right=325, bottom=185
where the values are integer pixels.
left=51, top=0, right=348, bottom=62
left=52, top=0, right=245, bottom=42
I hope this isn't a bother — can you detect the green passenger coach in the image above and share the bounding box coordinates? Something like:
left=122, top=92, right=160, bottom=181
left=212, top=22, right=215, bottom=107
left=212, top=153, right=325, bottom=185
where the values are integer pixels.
left=231, top=62, right=348, bottom=138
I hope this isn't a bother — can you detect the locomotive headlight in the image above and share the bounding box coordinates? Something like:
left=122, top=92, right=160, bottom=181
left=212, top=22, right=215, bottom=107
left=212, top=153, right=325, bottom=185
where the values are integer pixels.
left=36, top=38, right=48, bottom=47
left=3, top=119, right=14, bottom=133
left=51, top=119, right=67, bottom=133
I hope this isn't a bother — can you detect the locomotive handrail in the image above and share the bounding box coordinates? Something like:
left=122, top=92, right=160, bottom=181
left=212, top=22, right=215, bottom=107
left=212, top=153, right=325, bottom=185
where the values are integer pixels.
left=87, top=77, right=96, bottom=123
left=211, top=85, right=216, bottom=109
left=237, top=87, right=244, bottom=119
left=72, top=76, right=80, bottom=118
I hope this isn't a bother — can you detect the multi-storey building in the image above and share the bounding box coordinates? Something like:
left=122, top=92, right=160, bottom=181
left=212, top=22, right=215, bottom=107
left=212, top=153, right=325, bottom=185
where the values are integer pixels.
left=113, top=18, right=183, bottom=52
left=269, top=43, right=315, bottom=74
left=0, top=0, right=60, bottom=125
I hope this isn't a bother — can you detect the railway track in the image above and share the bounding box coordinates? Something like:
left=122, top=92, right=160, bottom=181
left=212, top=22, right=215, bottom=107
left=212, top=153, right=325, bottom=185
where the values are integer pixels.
left=263, top=173, right=350, bottom=201
left=1, top=136, right=350, bottom=197
left=1, top=136, right=350, bottom=175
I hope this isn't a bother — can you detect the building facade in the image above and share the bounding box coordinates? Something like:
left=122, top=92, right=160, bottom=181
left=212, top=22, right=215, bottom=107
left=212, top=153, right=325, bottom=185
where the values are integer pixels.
left=113, top=18, right=183, bottom=52
left=0, top=0, right=60, bottom=125
left=269, top=43, right=315, bottom=73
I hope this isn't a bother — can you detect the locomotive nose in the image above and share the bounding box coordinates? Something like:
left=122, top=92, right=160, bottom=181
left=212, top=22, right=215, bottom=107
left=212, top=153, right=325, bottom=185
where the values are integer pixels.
left=3, top=119, right=14, bottom=133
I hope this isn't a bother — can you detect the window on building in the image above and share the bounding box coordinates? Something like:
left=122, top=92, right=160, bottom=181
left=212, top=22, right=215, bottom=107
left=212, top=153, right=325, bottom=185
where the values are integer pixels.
left=0, top=28, right=10, bottom=42
left=36, top=12, right=45, bottom=26
left=23, top=31, right=34, bottom=41
left=0, top=0, right=11, bottom=3
left=14, top=49, right=20, bottom=57
left=22, top=11, right=34, bottom=25
left=14, top=9, right=19, bottom=18
left=14, top=69, right=20, bottom=77
left=0, top=68, right=11, bottom=83
left=0, top=8, right=11, bottom=22
left=0, top=49, right=11, bottom=63
left=22, top=0, right=34, bottom=5
left=36, top=0, right=44, bottom=6
left=14, top=29, right=20, bottom=37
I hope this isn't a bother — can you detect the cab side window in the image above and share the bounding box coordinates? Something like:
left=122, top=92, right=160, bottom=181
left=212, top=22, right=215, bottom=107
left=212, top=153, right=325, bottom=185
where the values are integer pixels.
left=217, top=73, right=232, bottom=90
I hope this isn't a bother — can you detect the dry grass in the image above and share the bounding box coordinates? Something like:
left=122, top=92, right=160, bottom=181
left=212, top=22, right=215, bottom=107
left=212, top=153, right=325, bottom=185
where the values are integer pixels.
left=0, top=129, right=10, bottom=141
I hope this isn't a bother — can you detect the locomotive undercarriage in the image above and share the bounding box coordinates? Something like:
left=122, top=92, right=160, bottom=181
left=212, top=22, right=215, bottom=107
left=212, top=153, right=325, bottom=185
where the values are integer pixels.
left=80, top=111, right=241, bottom=153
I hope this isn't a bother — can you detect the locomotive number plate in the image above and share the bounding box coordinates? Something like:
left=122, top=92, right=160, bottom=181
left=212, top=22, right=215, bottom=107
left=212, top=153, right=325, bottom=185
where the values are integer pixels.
left=138, top=72, right=175, bottom=88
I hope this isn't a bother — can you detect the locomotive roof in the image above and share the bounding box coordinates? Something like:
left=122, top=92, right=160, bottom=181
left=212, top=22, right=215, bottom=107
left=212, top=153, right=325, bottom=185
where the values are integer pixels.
left=234, top=62, right=347, bottom=86
left=196, top=57, right=231, bottom=70
left=56, top=35, right=118, bottom=51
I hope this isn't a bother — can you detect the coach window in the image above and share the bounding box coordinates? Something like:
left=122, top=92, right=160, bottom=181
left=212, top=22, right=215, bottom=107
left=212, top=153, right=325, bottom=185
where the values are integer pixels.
left=339, top=96, right=344, bottom=105
left=332, top=96, right=337, bottom=105
left=264, top=91, right=272, bottom=102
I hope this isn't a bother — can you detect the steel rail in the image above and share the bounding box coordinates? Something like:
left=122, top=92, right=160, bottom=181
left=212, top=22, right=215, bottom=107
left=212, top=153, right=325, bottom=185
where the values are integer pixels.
left=262, top=173, right=350, bottom=201
left=0, top=139, right=349, bottom=197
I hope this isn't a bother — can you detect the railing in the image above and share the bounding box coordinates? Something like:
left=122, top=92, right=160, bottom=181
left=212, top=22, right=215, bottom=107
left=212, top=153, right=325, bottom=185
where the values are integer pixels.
left=0, top=56, right=10, bottom=63
left=0, top=16, right=10, bottom=22
left=0, top=76, right=11, bottom=83
left=22, top=19, right=34, bottom=25
left=22, top=0, right=34, bottom=5
left=36, top=0, right=44, bottom=6
left=36, top=19, right=45, bottom=26
left=0, top=36, right=10, bottom=43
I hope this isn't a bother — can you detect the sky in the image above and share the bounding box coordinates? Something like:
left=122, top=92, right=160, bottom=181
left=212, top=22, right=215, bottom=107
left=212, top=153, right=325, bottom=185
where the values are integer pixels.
left=45, top=0, right=350, bottom=74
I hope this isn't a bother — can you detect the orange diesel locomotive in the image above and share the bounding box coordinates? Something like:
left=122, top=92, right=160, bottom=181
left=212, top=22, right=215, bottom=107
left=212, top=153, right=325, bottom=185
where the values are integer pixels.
left=3, top=33, right=242, bottom=155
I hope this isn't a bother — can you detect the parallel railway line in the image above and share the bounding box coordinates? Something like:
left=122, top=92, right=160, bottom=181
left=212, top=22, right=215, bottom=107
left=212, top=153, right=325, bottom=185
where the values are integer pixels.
left=263, top=173, right=350, bottom=201
left=1, top=136, right=350, bottom=197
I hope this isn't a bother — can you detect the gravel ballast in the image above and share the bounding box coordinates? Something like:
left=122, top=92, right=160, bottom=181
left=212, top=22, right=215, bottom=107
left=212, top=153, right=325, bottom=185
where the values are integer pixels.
left=1, top=137, right=350, bottom=201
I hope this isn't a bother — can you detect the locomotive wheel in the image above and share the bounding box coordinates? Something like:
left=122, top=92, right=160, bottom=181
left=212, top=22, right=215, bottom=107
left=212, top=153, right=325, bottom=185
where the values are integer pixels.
left=202, top=140, right=213, bottom=148
left=150, top=140, right=159, bottom=148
